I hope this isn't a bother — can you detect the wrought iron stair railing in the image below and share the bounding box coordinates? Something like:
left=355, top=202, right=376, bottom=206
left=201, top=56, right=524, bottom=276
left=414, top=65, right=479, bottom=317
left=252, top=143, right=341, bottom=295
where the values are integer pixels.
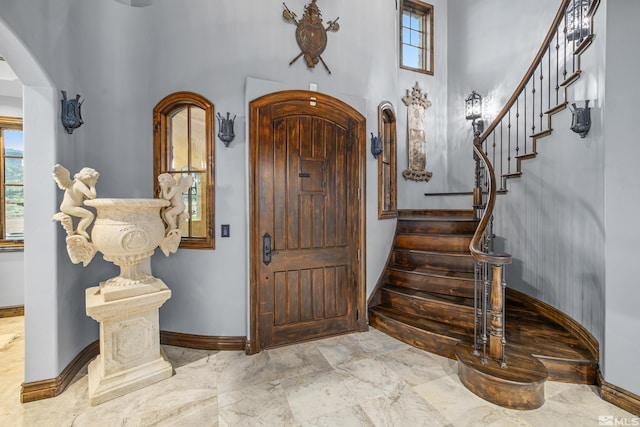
left=469, top=0, right=600, bottom=366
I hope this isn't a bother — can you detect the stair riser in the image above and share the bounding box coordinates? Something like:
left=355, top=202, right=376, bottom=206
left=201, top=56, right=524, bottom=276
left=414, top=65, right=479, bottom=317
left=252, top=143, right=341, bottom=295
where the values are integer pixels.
left=380, top=290, right=475, bottom=329
left=386, top=269, right=475, bottom=299
left=397, top=220, right=478, bottom=235
left=399, top=209, right=475, bottom=219
left=393, top=250, right=475, bottom=273
left=396, top=234, right=472, bottom=253
left=368, top=310, right=459, bottom=359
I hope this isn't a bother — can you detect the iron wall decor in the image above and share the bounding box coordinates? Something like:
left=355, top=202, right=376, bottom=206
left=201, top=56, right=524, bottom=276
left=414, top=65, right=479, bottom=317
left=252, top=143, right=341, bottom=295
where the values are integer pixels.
left=282, top=0, right=340, bottom=75
left=216, top=112, right=236, bottom=147
left=370, top=132, right=383, bottom=158
left=402, top=82, right=432, bottom=182
left=60, top=91, right=84, bottom=134
left=569, top=100, right=591, bottom=138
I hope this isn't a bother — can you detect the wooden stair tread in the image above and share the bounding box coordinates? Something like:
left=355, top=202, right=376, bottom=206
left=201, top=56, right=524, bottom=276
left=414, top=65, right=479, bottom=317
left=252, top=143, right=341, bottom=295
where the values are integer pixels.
left=382, top=284, right=475, bottom=308
left=398, top=209, right=475, bottom=219
left=399, top=217, right=478, bottom=222
left=388, top=265, right=474, bottom=281
left=394, top=248, right=474, bottom=258
left=369, top=306, right=472, bottom=340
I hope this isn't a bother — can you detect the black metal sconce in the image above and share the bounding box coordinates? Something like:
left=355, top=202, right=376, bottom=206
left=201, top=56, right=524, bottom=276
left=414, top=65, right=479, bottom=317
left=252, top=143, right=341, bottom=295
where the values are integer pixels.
left=60, top=91, right=84, bottom=134
left=371, top=132, right=383, bottom=158
left=465, top=91, right=484, bottom=135
left=569, top=100, right=591, bottom=138
left=216, top=112, right=236, bottom=147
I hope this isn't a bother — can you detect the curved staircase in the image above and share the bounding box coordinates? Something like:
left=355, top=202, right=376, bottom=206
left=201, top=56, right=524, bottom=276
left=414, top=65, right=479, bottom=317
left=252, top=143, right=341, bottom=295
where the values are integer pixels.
left=368, top=209, right=598, bottom=409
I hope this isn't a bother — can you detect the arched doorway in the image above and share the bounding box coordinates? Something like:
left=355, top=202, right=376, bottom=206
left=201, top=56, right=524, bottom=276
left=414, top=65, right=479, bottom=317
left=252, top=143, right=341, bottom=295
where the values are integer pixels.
left=0, top=16, right=60, bottom=387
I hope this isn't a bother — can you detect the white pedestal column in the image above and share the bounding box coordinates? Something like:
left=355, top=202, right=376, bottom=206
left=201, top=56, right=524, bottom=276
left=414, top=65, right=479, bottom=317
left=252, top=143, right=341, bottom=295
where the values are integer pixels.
left=85, top=284, right=173, bottom=405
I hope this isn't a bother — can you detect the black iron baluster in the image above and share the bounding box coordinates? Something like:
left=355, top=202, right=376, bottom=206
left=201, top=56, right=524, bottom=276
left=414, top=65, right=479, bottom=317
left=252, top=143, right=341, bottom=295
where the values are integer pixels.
left=555, top=27, right=560, bottom=105
left=540, top=60, right=544, bottom=131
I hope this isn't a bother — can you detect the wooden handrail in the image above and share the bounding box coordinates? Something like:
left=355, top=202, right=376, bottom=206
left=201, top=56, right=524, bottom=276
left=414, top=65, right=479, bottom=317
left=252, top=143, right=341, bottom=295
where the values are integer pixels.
left=469, top=137, right=511, bottom=266
left=479, top=0, right=572, bottom=140
left=470, top=0, right=587, bottom=266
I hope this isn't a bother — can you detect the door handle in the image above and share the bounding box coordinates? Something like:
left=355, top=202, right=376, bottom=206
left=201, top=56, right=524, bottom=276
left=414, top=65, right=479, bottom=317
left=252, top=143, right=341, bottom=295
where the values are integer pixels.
left=263, top=232, right=272, bottom=265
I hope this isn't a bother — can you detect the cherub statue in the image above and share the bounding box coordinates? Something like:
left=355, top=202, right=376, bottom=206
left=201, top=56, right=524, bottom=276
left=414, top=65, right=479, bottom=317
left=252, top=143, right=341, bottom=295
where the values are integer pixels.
left=158, top=173, right=193, bottom=232
left=52, top=164, right=99, bottom=239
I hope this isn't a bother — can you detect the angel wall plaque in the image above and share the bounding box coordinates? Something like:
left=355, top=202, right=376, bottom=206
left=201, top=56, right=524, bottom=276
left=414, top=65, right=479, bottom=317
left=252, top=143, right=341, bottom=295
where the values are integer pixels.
left=402, top=82, right=433, bottom=182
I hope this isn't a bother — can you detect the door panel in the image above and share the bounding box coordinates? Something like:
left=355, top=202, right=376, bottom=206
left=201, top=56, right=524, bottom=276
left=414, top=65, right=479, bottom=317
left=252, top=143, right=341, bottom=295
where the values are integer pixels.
left=249, top=91, right=365, bottom=351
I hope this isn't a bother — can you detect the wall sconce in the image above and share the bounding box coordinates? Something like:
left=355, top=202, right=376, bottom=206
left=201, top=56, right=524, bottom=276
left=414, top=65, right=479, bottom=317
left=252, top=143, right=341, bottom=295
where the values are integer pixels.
left=370, top=132, right=383, bottom=158
left=465, top=91, right=484, bottom=135
left=60, top=91, right=84, bottom=134
left=569, top=100, right=591, bottom=138
left=216, top=112, right=236, bottom=147
left=566, top=0, right=591, bottom=42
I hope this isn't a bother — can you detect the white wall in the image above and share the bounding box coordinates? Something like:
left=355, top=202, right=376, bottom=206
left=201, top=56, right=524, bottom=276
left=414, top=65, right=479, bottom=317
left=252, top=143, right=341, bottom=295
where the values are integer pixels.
left=603, top=0, right=640, bottom=396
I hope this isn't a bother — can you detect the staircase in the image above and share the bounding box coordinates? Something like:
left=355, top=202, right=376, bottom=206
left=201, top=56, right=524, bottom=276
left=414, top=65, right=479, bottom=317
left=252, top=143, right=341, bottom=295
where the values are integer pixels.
left=369, top=209, right=477, bottom=359
left=368, top=209, right=598, bottom=409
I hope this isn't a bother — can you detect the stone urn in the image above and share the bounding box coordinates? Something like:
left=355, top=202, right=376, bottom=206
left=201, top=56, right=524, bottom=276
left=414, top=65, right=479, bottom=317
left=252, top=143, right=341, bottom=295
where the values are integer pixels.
left=52, top=165, right=191, bottom=405
left=84, top=198, right=170, bottom=301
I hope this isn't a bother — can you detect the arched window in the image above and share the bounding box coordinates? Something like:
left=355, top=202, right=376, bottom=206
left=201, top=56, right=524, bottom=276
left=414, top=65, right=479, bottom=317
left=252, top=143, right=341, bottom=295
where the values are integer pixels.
left=378, top=102, right=397, bottom=219
left=153, top=92, right=215, bottom=249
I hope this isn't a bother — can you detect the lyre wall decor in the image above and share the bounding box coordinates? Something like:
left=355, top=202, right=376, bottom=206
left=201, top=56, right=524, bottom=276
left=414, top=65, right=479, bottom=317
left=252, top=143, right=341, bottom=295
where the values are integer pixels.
left=282, top=0, right=340, bottom=74
left=60, top=91, right=84, bottom=134
left=402, top=82, right=432, bottom=182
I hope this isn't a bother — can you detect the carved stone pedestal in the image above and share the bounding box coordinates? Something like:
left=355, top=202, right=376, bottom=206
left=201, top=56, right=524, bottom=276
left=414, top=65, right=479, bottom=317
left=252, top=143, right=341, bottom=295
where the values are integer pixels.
left=85, top=284, right=173, bottom=406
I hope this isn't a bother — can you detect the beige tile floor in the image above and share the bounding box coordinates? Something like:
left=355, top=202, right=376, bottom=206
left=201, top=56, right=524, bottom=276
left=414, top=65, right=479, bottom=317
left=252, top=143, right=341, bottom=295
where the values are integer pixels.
left=0, top=315, right=636, bottom=426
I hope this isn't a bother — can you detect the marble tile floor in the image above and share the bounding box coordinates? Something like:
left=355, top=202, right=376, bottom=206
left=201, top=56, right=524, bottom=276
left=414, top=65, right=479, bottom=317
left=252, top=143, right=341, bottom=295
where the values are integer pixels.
left=1, top=315, right=635, bottom=426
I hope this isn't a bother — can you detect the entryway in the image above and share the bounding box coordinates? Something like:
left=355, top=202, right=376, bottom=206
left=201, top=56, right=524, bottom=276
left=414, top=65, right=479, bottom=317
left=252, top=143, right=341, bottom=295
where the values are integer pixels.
left=248, top=90, right=366, bottom=352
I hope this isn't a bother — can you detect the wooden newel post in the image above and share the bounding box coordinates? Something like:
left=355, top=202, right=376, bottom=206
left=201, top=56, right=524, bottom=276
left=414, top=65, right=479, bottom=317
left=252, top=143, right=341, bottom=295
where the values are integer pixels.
left=489, top=264, right=504, bottom=361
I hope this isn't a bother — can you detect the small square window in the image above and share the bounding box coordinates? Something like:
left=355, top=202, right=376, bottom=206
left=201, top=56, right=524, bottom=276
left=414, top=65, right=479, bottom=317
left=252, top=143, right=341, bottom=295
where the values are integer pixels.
left=400, top=0, right=434, bottom=75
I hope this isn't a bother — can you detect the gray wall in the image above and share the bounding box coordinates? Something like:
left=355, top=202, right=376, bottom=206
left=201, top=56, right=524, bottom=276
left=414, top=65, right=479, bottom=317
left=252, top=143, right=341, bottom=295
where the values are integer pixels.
left=1, top=0, right=442, bottom=381
left=602, top=0, right=640, bottom=396
left=2, top=0, right=637, bottom=398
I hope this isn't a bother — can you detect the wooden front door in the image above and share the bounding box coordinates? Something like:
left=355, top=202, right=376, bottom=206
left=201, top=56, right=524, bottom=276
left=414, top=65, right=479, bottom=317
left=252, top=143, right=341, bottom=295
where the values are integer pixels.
left=249, top=90, right=366, bottom=352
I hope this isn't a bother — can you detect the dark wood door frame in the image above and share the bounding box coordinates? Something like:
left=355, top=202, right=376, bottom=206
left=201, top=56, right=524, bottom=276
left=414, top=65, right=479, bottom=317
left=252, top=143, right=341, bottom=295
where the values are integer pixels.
left=248, top=90, right=367, bottom=354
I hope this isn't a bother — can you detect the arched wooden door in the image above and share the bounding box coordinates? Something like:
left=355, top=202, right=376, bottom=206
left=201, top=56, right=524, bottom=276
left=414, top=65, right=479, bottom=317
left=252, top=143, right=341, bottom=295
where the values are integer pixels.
left=249, top=91, right=367, bottom=353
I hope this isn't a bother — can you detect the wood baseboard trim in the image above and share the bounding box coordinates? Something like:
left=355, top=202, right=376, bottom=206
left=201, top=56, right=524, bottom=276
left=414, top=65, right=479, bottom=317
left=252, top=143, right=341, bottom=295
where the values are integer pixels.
left=599, top=371, right=640, bottom=416
left=160, top=331, right=246, bottom=351
left=0, top=305, right=24, bottom=318
left=20, top=331, right=246, bottom=403
left=21, top=340, right=99, bottom=403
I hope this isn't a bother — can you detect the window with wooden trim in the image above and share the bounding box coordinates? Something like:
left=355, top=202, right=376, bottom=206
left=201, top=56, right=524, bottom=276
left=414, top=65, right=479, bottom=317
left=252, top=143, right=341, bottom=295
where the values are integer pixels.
left=0, top=116, right=24, bottom=247
left=153, top=92, right=215, bottom=249
left=400, top=0, right=434, bottom=75
left=378, top=102, right=397, bottom=219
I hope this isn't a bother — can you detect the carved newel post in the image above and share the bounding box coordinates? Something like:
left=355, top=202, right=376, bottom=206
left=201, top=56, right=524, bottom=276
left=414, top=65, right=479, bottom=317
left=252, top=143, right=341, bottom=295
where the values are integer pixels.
left=52, top=165, right=191, bottom=405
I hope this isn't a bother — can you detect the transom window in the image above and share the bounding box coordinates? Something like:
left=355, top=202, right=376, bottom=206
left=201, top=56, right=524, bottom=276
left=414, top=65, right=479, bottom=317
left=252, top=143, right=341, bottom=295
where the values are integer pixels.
left=400, top=0, right=434, bottom=75
left=153, top=92, right=215, bottom=249
left=0, top=116, right=24, bottom=247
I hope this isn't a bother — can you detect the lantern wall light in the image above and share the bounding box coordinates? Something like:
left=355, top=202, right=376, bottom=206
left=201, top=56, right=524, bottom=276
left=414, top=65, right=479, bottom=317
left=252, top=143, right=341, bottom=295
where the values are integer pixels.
left=465, top=91, right=484, bottom=135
